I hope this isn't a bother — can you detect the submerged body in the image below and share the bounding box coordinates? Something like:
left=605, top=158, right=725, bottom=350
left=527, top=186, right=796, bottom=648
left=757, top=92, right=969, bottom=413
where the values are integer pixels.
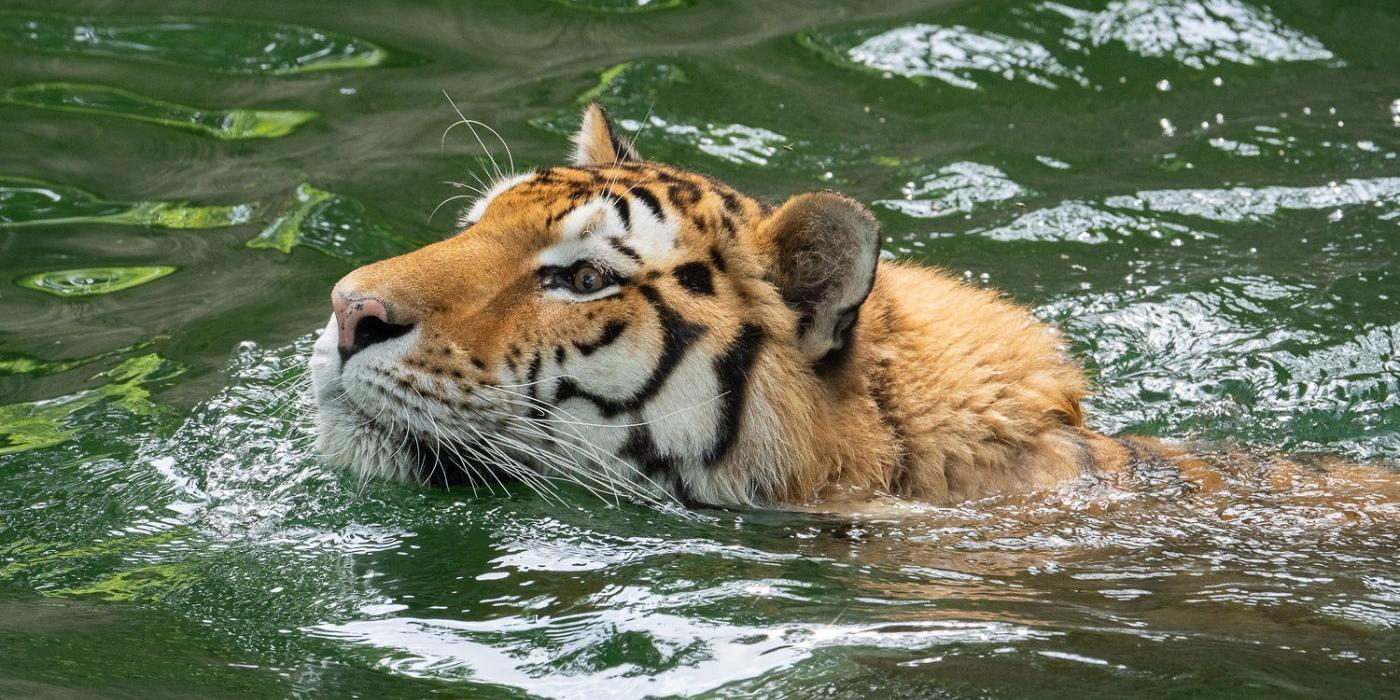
left=309, top=104, right=1380, bottom=509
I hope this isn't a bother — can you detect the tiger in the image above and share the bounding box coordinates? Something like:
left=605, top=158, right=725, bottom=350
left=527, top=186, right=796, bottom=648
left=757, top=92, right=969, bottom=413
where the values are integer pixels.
left=309, top=103, right=1394, bottom=510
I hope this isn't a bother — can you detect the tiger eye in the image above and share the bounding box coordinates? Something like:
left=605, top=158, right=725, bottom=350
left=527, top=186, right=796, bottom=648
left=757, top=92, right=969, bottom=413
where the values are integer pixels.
left=572, top=264, right=604, bottom=293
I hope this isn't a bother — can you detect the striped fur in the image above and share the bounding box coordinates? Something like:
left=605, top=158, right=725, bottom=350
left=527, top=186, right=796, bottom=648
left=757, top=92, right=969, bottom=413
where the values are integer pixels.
left=310, top=103, right=1164, bottom=508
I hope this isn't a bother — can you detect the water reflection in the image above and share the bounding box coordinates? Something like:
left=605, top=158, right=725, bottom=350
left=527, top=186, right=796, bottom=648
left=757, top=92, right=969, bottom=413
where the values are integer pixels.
left=843, top=23, right=1088, bottom=89
left=1106, top=177, right=1400, bottom=222
left=2, top=0, right=1398, bottom=695
left=313, top=612, right=1051, bottom=697
left=0, top=83, right=317, bottom=140
left=246, top=183, right=423, bottom=263
left=875, top=161, right=1028, bottom=218
left=1045, top=0, right=1334, bottom=69
left=3, top=332, right=1397, bottom=697
left=0, top=12, right=391, bottom=74
left=0, top=176, right=254, bottom=228
left=617, top=115, right=787, bottom=166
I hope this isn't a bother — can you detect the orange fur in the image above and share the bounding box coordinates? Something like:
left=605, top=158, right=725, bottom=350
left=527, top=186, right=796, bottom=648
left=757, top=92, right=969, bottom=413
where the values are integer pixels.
left=317, top=104, right=1394, bottom=509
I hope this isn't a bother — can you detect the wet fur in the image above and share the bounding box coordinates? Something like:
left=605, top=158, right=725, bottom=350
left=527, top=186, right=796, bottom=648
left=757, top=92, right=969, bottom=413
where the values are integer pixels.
left=312, top=103, right=1392, bottom=509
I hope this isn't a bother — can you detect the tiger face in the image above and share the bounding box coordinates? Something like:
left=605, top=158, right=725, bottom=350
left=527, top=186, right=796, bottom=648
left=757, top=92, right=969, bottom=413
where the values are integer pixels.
left=310, top=103, right=883, bottom=508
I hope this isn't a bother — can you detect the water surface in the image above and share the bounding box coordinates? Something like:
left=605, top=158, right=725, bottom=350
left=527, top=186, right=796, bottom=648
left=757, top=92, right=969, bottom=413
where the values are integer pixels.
left=2, top=0, right=1398, bottom=697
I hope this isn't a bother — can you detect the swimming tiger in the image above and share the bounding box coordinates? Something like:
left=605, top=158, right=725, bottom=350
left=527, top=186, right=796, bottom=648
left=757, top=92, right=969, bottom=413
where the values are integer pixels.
left=309, top=103, right=1394, bottom=510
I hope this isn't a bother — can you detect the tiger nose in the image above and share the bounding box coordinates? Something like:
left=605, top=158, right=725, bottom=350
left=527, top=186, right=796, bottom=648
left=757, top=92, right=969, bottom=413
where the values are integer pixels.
left=332, top=291, right=414, bottom=363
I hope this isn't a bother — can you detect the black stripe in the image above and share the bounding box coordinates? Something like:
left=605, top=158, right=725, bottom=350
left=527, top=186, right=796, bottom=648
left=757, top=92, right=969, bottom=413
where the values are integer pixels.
left=533, top=167, right=558, bottom=185
left=574, top=320, right=627, bottom=356
left=525, top=350, right=546, bottom=420
left=609, top=194, right=632, bottom=230
left=546, top=203, right=578, bottom=228
left=554, top=345, right=565, bottom=365
left=631, top=187, right=665, bottom=221
left=703, top=323, right=765, bottom=467
left=618, top=427, right=704, bottom=507
left=621, top=427, right=677, bottom=479
left=672, top=261, right=714, bottom=296
left=708, top=247, right=727, bottom=272
left=526, top=350, right=542, bottom=384
left=718, top=214, right=736, bottom=238
left=608, top=237, right=642, bottom=263
left=1118, top=436, right=1193, bottom=494
left=670, top=475, right=703, bottom=508
left=667, top=181, right=702, bottom=209
left=553, top=285, right=705, bottom=418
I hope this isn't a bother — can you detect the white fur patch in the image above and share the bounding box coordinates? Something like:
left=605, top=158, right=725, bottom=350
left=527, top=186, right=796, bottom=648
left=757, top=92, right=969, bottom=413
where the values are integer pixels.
left=565, top=320, right=661, bottom=401
left=459, top=172, right=534, bottom=228
left=640, top=347, right=722, bottom=466
left=624, top=195, right=676, bottom=260
left=537, top=195, right=680, bottom=273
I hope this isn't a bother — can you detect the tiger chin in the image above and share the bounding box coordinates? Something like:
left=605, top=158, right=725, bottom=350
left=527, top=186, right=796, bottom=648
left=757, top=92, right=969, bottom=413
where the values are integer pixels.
left=308, top=103, right=1297, bottom=509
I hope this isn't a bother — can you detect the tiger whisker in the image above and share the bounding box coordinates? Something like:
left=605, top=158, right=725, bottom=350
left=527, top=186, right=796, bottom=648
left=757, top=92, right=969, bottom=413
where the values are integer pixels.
left=407, top=383, right=503, bottom=496
left=428, top=193, right=477, bottom=226
left=445, top=180, right=486, bottom=196
left=468, top=389, right=682, bottom=504
left=484, top=411, right=641, bottom=498
left=462, top=118, right=516, bottom=178
left=483, top=429, right=617, bottom=506
left=495, top=414, right=677, bottom=508
left=441, top=91, right=508, bottom=183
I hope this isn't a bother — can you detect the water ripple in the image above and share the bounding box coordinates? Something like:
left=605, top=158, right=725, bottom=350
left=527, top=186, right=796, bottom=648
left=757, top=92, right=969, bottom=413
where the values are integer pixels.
left=311, top=612, right=1053, bottom=698
left=0, top=11, right=393, bottom=74
left=1105, top=177, right=1400, bottom=222
left=1044, top=0, right=1334, bottom=69
left=805, top=23, right=1088, bottom=89
left=876, top=161, right=1029, bottom=218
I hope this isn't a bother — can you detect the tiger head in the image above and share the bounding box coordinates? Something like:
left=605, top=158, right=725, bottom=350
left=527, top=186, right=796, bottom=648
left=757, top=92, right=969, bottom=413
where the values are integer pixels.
left=310, top=103, right=885, bottom=508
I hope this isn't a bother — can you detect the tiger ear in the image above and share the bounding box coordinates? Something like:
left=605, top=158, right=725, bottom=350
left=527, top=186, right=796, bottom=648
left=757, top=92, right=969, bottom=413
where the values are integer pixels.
left=751, top=192, right=882, bottom=371
left=570, top=102, right=640, bottom=166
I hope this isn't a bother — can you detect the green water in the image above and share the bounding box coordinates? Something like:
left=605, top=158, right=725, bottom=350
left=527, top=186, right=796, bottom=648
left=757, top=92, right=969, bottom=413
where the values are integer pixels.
left=2, top=0, right=1398, bottom=696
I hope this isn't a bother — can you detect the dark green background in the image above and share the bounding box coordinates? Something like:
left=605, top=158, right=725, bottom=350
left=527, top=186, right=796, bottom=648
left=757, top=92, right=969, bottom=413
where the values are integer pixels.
left=1, top=1, right=1397, bottom=697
